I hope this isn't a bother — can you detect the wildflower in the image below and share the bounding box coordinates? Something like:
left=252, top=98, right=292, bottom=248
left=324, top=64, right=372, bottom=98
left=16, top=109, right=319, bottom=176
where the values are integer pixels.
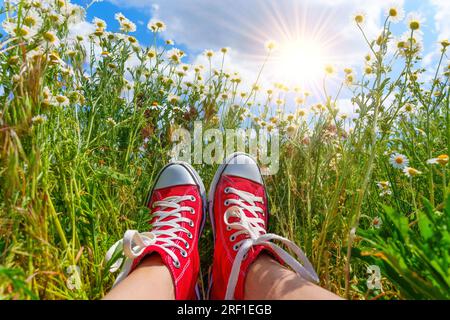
left=265, top=40, right=277, bottom=51
left=55, top=95, right=70, bottom=107
left=286, top=124, right=297, bottom=137
left=390, top=153, right=409, bottom=169
left=324, top=64, right=336, bottom=76
left=295, top=97, right=304, bottom=105
left=344, top=68, right=353, bottom=74
left=286, top=113, right=295, bottom=122
left=127, top=36, right=138, bottom=45
left=31, top=114, right=47, bottom=125
left=386, top=4, right=405, bottom=23
left=93, top=17, right=107, bottom=30
left=204, top=50, right=214, bottom=58
left=106, top=117, right=116, bottom=126
left=115, top=12, right=126, bottom=22
left=372, top=217, right=383, bottom=229
left=377, top=181, right=392, bottom=196
left=345, top=73, right=355, bottom=85
left=267, top=124, right=275, bottom=132
left=406, top=13, right=422, bottom=31
left=441, top=39, right=450, bottom=49
left=42, top=31, right=59, bottom=45
left=364, top=65, right=373, bottom=75
left=149, top=19, right=166, bottom=32
left=404, top=103, right=414, bottom=113
left=147, top=48, right=157, bottom=59
left=2, top=20, right=37, bottom=39
left=275, top=99, right=284, bottom=106
left=165, top=39, right=174, bottom=45
left=427, top=154, right=449, bottom=166
left=352, top=12, right=366, bottom=25
left=167, top=94, right=180, bottom=104
left=252, top=83, right=261, bottom=92
left=297, top=108, right=307, bottom=117
left=115, top=13, right=136, bottom=33
left=220, top=47, right=229, bottom=54
left=210, top=115, right=219, bottom=125
left=403, top=167, right=422, bottom=177
left=166, top=48, right=185, bottom=64
left=23, top=11, right=42, bottom=29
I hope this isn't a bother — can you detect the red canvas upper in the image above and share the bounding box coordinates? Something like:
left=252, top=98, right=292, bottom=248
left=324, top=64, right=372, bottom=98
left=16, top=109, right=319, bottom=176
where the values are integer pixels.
left=129, top=184, right=204, bottom=300
left=209, top=174, right=277, bottom=300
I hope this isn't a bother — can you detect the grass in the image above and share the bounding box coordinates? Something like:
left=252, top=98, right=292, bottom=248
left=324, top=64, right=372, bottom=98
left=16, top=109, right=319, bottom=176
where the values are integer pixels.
left=0, top=0, right=449, bottom=300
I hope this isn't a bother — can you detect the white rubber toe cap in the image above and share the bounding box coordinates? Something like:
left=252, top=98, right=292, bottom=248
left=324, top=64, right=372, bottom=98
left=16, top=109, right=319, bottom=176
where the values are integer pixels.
left=222, top=153, right=263, bottom=184
left=154, top=163, right=196, bottom=189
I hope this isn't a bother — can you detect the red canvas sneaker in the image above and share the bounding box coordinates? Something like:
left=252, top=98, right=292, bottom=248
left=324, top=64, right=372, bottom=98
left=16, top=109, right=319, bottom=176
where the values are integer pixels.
left=208, top=152, right=319, bottom=300
left=105, top=161, right=206, bottom=300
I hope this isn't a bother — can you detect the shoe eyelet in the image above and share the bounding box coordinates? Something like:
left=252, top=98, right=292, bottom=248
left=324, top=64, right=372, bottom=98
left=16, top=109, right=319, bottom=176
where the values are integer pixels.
left=185, top=242, right=190, bottom=249
left=181, top=250, right=187, bottom=258
left=173, top=260, right=180, bottom=268
left=190, top=195, right=196, bottom=201
left=187, top=232, right=193, bottom=239
left=189, top=208, right=195, bottom=214
left=189, top=220, right=194, bottom=227
left=226, top=226, right=232, bottom=231
left=224, top=187, right=230, bottom=193
left=229, top=235, right=236, bottom=241
left=233, top=244, right=239, bottom=251
left=224, top=200, right=230, bottom=206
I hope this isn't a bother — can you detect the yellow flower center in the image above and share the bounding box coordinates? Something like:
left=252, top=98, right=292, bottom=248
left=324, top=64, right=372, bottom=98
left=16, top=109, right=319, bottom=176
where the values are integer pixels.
left=437, top=154, right=449, bottom=165
left=389, top=8, right=398, bottom=17
left=354, top=15, right=364, bottom=24
left=24, top=16, right=37, bottom=27
left=409, top=20, right=420, bottom=31
left=56, top=96, right=67, bottom=103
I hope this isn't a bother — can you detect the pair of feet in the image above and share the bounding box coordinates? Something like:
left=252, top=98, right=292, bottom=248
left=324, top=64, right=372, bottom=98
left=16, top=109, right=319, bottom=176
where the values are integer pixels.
left=106, top=153, right=318, bottom=300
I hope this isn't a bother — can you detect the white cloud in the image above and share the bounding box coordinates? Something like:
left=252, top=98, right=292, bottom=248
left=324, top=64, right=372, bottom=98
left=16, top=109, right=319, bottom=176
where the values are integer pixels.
left=430, top=0, right=450, bottom=40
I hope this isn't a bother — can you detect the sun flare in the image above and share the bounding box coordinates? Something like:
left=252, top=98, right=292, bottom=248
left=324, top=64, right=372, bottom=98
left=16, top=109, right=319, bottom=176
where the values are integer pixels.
left=275, top=39, right=328, bottom=86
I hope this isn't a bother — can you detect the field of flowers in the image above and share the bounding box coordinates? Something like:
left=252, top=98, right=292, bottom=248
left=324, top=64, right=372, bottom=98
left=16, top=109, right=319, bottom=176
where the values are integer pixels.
left=0, top=0, right=449, bottom=299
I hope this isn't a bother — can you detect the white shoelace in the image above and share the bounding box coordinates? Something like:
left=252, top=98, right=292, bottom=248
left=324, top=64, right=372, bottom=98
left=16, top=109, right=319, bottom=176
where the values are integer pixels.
left=223, top=187, right=319, bottom=300
left=105, top=195, right=196, bottom=287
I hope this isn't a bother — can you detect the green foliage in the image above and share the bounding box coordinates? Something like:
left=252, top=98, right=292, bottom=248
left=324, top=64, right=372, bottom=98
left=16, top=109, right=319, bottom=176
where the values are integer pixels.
left=356, top=197, right=450, bottom=299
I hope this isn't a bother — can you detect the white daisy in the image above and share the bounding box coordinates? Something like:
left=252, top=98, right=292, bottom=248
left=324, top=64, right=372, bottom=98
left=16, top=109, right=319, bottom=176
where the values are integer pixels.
left=31, top=114, right=47, bottom=124
left=2, top=20, right=37, bottom=40
left=389, top=153, right=409, bottom=169
left=93, top=17, right=107, bottom=30
left=386, top=3, right=405, bottom=23
left=403, top=167, right=422, bottom=177
left=426, top=154, right=449, bottom=166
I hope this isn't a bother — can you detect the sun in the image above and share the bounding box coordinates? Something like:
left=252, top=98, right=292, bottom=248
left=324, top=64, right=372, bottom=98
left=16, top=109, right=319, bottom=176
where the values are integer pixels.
left=274, top=38, right=328, bottom=86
